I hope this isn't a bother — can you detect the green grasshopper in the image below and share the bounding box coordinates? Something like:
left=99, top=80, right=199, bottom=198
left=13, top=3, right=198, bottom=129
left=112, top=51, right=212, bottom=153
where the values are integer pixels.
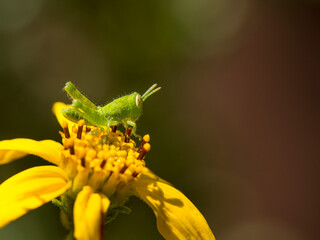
left=61, top=82, right=161, bottom=139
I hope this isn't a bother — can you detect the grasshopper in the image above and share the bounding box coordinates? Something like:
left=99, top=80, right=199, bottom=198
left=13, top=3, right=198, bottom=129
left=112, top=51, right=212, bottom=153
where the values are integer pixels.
left=61, top=82, right=161, bottom=139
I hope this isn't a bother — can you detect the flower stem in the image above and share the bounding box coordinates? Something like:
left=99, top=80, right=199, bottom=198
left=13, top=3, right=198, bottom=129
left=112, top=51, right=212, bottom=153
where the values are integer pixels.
left=65, top=230, right=75, bottom=240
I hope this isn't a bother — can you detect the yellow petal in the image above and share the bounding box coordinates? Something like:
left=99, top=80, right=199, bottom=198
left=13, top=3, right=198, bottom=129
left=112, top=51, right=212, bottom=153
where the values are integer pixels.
left=0, top=166, right=71, bottom=228
left=142, top=167, right=173, bottom=186
left=74, top=186, right=110, bottom=240
left=0, top=139, right=62, bottom=165
left=52, top=102, right=74, bottom=128
left=133, top=173, right=215, bottom=240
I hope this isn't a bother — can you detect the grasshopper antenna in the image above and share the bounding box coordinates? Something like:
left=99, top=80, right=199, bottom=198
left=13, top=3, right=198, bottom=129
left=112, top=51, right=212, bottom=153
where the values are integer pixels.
left=142, top=84, right=161, bottom=102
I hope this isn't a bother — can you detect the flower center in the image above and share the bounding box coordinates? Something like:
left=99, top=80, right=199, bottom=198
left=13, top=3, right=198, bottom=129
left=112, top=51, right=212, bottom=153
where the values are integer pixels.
left=59, top=120, right=150, bottom=202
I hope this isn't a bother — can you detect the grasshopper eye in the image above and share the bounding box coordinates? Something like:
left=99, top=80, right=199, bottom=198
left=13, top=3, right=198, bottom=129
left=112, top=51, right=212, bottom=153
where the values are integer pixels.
left=136, top=94, right=141, bottom=107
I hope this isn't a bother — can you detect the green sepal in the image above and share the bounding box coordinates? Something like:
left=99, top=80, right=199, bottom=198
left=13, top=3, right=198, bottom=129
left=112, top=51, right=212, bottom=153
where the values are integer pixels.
left=105, top=204, right=132, bottom=224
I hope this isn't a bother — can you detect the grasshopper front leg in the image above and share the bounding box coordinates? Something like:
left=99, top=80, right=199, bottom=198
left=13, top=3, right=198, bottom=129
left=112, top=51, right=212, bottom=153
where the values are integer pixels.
left=125, top=120, right=142, bottom=140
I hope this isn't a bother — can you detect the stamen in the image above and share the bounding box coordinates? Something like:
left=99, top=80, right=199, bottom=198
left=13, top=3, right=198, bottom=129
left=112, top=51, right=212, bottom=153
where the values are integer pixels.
left=77, top=120, right=85, bottom=139
left=125, top=127, right=133, bottom=143
left=100, top=159, right=106, bottom=169
left=111, top=125, right=117, bottom=133
left=62, top=121, right=70, bottom=138
left=60, top=120, right=149, bottom=199
left=137, top=143, right=151, bottom=160
left=81, top=158, right=86, bottom=167
left=120, top=165, right=128, bottom=174
left=70, top=146, right=75, bottom=155
left=137, top=134, right=150, bottom=153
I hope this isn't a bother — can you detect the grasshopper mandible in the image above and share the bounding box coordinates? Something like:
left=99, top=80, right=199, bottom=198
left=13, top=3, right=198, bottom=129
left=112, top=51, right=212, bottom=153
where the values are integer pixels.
left=61, top=82, right=161, bottom=139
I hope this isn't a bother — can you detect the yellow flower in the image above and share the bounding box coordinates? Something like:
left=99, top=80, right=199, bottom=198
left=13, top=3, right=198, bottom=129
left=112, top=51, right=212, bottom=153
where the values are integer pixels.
left=0, top=102, right=215, bottom=240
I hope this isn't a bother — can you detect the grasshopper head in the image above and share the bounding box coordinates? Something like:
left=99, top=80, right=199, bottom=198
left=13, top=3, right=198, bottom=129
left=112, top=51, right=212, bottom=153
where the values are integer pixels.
left=129, top=84, right=160, bottom=121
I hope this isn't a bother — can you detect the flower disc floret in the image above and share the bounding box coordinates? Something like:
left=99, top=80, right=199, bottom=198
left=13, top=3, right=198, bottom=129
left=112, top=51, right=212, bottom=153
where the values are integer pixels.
left=60, top=120, right=150, bottom=203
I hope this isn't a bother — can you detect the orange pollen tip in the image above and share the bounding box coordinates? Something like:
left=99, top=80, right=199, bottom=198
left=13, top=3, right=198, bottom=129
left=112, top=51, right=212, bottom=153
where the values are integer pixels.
left=137, top=143, right=151, bottom=160
left=62, top=121, right=68, bottom=129
left=143, top=134, right=150, bottom=143
left=144, top=143, right=151, bottom=152
left=78, top=119, right=85, bottom=127
left=138, top=134, right=150, bottom=153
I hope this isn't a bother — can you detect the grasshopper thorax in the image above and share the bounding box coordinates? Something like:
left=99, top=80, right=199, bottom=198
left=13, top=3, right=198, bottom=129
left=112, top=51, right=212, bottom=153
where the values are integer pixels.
left=100, top=83, right=161, bottom=123
left=100, top=92, right=143, bottom=122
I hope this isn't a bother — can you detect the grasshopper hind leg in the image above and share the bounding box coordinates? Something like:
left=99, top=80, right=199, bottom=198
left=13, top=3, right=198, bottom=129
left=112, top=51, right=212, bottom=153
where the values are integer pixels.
left=64, top=82, right=97, bottom=109
left=61, top=108, right=93, bottom=126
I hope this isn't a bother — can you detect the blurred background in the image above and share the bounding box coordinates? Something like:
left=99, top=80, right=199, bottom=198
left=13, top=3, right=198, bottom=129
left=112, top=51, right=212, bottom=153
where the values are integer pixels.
left=0, top=0, right=319, bottom=239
